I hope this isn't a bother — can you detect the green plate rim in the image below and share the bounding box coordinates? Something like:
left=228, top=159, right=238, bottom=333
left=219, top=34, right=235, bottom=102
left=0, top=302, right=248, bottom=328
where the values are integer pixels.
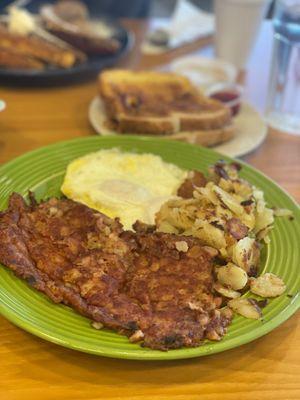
left=0, top=135, right=299, bottom=361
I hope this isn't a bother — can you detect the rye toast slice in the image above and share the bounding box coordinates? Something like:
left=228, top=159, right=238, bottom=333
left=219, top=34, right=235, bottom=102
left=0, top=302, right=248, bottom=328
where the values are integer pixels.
left=93, top=95, right=236, bottom=146
left=98, top=70, right=231, bottom=135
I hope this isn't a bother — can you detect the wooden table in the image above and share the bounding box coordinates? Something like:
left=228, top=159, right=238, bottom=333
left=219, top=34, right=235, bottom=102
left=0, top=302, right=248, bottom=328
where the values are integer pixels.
left=0, top=19, right=299, bottom=400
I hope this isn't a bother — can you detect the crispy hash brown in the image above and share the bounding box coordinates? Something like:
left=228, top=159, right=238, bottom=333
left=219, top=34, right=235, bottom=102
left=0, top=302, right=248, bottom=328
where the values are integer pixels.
left=0, top=193, right=232, bottom=350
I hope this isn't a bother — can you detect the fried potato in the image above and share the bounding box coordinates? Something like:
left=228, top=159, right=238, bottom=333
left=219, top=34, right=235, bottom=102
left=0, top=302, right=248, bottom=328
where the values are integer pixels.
left=228, top=298, right=262, bottom=319
left=216, top=263, right=248, bottom=290
left=155, top=161, right=290, bottom=320
left=249, top=273, right=286, bottom=298
left=231, top=237, right=260, bottom=274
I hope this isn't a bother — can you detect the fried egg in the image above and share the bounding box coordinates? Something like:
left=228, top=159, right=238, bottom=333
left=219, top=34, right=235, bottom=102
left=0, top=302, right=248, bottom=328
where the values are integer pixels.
left=61, top=149, right=187, bottom=229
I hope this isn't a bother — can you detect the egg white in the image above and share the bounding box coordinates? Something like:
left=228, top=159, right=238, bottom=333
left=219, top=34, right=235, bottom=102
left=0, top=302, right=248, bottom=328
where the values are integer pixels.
left=61, top=149, right=187, bottom=229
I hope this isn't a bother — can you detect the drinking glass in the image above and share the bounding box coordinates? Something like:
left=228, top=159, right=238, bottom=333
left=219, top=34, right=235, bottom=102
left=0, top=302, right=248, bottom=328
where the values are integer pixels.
left=266, top=0, right=300, bottom=134
left=214, top=0, right=270, bottom=69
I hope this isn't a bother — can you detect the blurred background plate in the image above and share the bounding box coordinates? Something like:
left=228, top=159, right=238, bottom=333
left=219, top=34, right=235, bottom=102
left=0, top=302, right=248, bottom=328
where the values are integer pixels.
left=0, top=0, right=133, bottom=86
left=0, top=136, right=299, bottom=360
left=88, top=96, right=268, bottom=158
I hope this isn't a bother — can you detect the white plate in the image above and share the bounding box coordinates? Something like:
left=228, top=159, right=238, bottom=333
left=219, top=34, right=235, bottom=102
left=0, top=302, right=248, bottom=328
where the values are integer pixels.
left=88, top=96, right=268, bottom=158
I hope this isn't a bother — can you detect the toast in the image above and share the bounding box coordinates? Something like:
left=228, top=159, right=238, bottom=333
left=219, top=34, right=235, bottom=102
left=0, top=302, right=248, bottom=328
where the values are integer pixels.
left=98, top=70, right=232, bottom=136
left=92, top=95, right=237, bottom=148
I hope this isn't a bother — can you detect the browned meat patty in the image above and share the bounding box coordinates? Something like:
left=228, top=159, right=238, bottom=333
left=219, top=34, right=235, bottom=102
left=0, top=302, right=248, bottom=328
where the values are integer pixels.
left=0, top=193, right=232, bottom=350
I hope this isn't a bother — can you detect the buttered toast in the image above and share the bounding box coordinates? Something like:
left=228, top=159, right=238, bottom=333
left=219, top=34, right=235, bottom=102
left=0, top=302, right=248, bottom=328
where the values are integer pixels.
left=98, top=70, right=233, bottom=139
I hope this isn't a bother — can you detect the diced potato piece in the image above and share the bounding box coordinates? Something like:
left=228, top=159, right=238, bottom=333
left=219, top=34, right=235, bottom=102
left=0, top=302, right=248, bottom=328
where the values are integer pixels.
left=249, top=273, right=286, bottom=297
left=91, top=321, right=103, bottom=330
left=239, top=211, right=256, bottom=231
left=129, top=330, right=144, bottom=343
left=213, top=185, right=244, bottom=216
left=219, top=247, right=228, bottom=259
left=215, top=204, right=233, bottom=221
left=216, top=262, right=248, bottom=290
left=193, top=219, right=227, bottom=249
left=218, top=178, right=234, bottom=193
left=232, top=179, right=253, bottom=198
left=255, top=207, right=274, bottom=234
left=256, top=225, right=273, bottom=241
left=228, top=298, right=262, bottom=319
left=253, top=188, right=264, bottom=203
left=157, top=221, right=179, bottom=234
left=202, top=246, right=219, bottom=258
left=213, top=282, right=241, bottom=298
left=232, top=237, right=260, bottom=274
left=175, top=241, right=189, bottom=252
left=197, top=182, right=220, bottom=206
left=226, top=163, right=241, bottom=180
left=156, top=201, right=196, bottom=231
left=273, top=208, right=293, bottom=218
left=263, top=235, right=271, bottom=244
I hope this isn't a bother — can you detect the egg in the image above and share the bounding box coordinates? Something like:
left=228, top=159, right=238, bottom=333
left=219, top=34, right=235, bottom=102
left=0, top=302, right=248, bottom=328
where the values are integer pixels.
left=61, top=149, right=187, bottom=229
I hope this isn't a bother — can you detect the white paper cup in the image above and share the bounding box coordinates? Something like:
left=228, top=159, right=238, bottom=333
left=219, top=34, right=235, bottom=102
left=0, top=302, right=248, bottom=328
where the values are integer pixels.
left=214, top=0, right=271, bottom=69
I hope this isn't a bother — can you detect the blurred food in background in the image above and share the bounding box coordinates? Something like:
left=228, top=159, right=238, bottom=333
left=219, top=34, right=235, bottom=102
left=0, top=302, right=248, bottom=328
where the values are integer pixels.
left=0, top=0, right=122, bottom=71
left=40, top=1, right=120, bottom=55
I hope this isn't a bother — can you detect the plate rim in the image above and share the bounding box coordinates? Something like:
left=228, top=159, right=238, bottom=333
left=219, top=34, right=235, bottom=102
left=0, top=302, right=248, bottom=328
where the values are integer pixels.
left=0, top=135, right=299, bottom=361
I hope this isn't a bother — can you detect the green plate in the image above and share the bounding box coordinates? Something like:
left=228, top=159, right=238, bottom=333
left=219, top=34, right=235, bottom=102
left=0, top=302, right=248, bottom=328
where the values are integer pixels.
left=0, top=136, right=299, bottom=360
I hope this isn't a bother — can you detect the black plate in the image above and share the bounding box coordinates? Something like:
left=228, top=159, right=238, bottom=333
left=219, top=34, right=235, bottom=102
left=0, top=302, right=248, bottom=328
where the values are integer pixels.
left=0, top=11, right=132, bottom=87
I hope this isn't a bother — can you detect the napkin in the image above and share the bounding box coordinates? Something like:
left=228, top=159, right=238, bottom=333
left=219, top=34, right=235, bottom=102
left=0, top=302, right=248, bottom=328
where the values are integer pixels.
left=142, top=0, right=215, bottom=54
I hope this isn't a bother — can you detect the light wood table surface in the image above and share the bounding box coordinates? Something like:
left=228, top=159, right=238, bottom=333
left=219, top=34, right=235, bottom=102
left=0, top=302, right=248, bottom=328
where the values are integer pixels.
left=0, top=19, right=299, bottom=400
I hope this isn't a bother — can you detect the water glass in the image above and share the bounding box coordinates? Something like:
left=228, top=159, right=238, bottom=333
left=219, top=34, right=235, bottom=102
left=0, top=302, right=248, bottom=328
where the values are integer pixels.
left=266, top=0, right=300, bottom=134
